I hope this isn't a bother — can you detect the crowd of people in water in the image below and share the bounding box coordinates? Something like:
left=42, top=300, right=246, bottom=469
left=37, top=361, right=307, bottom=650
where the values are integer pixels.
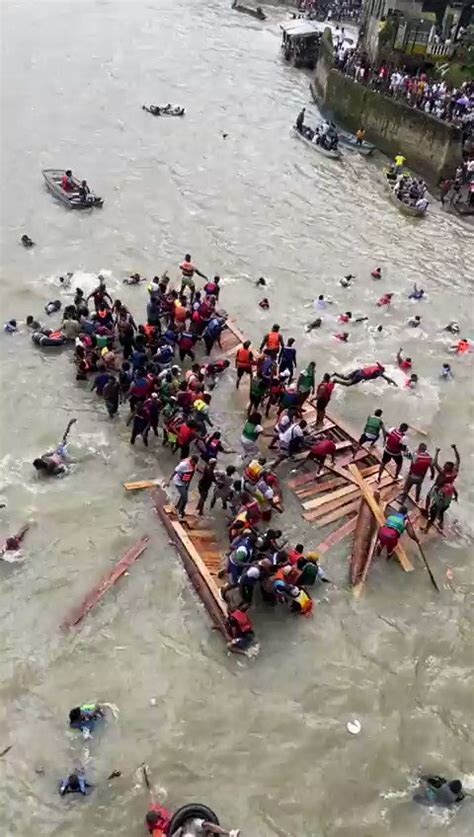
left=3, top=229, right=470, bottom=821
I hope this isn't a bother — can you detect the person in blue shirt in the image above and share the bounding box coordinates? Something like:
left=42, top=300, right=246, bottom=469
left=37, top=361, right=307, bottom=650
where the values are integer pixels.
left=59, top=771, right=93, bottom=797
left=203, top=315, right=226, bottom=355
left=278, top=338, right=297, bottom=383
left=90, top=369, right=111, bottom=396
left=69, top=703, right=105, bottom=733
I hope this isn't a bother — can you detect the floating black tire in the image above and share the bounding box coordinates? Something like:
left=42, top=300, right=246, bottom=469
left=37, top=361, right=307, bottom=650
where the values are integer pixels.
left=169, top=803, right=220, bottom=834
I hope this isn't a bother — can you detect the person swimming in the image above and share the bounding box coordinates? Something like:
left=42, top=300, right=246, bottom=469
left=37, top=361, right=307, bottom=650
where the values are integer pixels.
left=371, top=267, right=382, bottom=279
left=4, top=319, right=17, bottom=333
left=305, top=317, right=322, bottom=333
left=69, top=703, right=106, bottom=733
left=33, top=419, right=76, bottom=476
left=340, top=274, right=355, bottom=288
left=413, top=775, right=464, bottom=807
left=408, top=283, right=425, bottom=300
left=45, top=300, right=62, bottom=316
left=59, top=771, right=93, bottom=796
left=259, top=297, right=270, bottom=309
left=21, top=234, right=35, bottom=248
left=441, top=363, right=454, bottom=380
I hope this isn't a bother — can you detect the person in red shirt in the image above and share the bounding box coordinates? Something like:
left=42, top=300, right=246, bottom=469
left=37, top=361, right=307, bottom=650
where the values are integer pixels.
left=377, top=293, right=393, bottom=307
left=312, top=372, right=335, bottom=427
left=397, top=347, right=412, bottom=372
left=61, top=169, right=74, bottom=192
left=295, top=437, right=336, bottom=472
left=400, top=442, right=434, bottom=503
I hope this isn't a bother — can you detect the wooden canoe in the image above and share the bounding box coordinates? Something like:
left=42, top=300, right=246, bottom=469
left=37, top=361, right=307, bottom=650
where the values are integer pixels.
left=382, top=168, right=427, bottom=217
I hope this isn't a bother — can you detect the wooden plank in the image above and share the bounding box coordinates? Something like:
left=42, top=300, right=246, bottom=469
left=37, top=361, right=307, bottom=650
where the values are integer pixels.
left=287, top=448, right=369, bottom=489
left=61, top=537, right=149, bottom=629
left=348, top=465, right=413, bottom=572
left=124, top=480, right=159, bottom=491
left=312, top=501, right=360, bottom=527
left=302, top=471, right=384, bottom=511
left=303, top=474, right=396, bottom=522
left=170, top=520, right=228, bottom=617
left=315, top=518, right=358, bottom=554
left=295, top=476, right=346, bottom=499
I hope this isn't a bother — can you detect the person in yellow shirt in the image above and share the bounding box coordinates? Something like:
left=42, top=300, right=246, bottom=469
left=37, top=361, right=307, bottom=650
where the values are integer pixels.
left=394, top=153, right=406, bottom=173
left=355, top=127, right=366, bottom=146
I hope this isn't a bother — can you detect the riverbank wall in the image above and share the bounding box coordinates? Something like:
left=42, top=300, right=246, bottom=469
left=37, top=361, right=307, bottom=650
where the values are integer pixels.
left=313, top=31, right=462, bottom=184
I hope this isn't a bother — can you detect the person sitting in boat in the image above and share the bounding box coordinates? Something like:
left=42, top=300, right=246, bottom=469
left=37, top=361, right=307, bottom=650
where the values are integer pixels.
left=61, top=169, right=74, bottom=192
left=295, top=107, right=305, bottom=133
left=312, top=127, right=321, bottom=145
left=78, top=179, right=92, bottom=204
left=415, top=196, right=429, bottom=212
left=375, top=506, right=419, bottom=560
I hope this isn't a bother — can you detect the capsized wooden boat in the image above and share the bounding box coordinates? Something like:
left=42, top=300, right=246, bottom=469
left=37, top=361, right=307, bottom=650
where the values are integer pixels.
left=42, top=169, right=103, bottom=209
left=291, top=127, right=342, bottom=160
left=383, top=168, right=427, bottom=217
left=153, top=487, right=231, bottom=640
left=231, top=1, right=266, bottom=19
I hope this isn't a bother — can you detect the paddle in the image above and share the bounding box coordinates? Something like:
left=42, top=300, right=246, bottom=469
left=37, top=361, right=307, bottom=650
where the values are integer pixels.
left=415, top=539, right=440, bottom=593
left=408, top=424, right=428, bottom=437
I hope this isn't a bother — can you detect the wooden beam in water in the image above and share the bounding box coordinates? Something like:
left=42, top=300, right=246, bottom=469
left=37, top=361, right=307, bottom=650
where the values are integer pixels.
left=315, top=517, right=358, bottom=555
left=348, top=465, right=413, bottom=573
left=61, top=537, right=149, bottom=630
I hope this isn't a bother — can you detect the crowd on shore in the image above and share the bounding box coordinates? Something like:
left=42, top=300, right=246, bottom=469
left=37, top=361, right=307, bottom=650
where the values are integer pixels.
left=334, top=49, right=474, bottom=130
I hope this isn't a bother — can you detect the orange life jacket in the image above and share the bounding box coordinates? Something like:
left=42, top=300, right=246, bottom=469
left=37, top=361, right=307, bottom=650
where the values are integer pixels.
left=265, top=331, right=280, bottom=351
left=236, top=347, right=252, bottom=369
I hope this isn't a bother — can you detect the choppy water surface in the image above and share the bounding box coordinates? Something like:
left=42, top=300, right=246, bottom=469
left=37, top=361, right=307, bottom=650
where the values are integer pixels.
left=1, top=2, right=473, bottom=835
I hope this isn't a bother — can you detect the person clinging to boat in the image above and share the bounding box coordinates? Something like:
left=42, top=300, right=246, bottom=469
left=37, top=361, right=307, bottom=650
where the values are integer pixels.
left=295, top=107, right=305, bottom=133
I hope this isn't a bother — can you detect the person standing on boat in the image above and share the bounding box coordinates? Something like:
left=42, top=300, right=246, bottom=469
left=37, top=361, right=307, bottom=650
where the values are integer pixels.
left=179, top=254, right=207, bottom=302
left=355, top=127, right=365, bottom=146
left=296, top=107, right=305, bottom=133
left=312, top=372, right=335, bottom=427
left=394, top=153, right=406, bottom=174
left=167, top=454, right=199, bottom=519
left=377, top=422, right=409, bottom=482
left=359, top=409, right=385, bottom=446
left=400, top=443, right=435, bottom=503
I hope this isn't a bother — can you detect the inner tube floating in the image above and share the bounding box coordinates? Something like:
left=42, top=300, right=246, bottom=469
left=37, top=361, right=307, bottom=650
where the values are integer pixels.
left=169, top=803, right=219, bottom=835
left=32, top=331, right=67, bottom=348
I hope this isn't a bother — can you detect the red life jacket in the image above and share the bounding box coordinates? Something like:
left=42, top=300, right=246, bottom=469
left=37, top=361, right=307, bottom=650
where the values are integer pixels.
left=205, top=437, right=221, bottom=457
left=385, top=428, right=404, bottom=455
left=410, top=452, right=432, bottom=477
left=244, top=498, right=260, bottom=523
left=362, top=364, right=383, bottom=379
left=438, top=468, right=458, bottom=487
left=146, top=803, right=172, bottom=835
left=287, top=548, right=304, bottom=565
left=203, top=282, right=218, bottom=296
left=316, top=381, right=334, bottom=401
left=179, top=458, right=196, bottom=483
left=228, top=610, right=253, bottom=637
left=236, top=347, right=252, bottom=369
left=400, top=359, right=412, bottom=371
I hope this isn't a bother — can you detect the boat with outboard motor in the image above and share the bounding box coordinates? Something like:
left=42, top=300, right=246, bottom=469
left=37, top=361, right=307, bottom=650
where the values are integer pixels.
left=42, top=169, right=103, bottom=209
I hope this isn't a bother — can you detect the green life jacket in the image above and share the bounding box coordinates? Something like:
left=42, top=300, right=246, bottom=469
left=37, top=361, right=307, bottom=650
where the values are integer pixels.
left=386, top=513, right=406, bottom=535
left=80, top=703, right=97, bottom=712
left=364, top=415, right=383, bottom=435
left=243, top=420, right=259, bottom=442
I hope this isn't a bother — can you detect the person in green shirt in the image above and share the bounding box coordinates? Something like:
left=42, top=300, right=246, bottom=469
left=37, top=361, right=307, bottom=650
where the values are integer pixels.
left=359, top=409, right=385, bottom=445
left=297, top=361, right=316, bottom=405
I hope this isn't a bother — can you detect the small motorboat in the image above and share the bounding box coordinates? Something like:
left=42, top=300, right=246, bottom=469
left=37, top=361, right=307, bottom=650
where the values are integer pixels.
left=291, top=127, right=342, bottom=160
left=338, top=129, right=376, bottom=156
left=383, top=168, right=428, bottom=218
left=142, top=104, right=185, bottom=117
left=231, top=1, right=266, bottom=20
left=42, top=170, right=103, bottom=210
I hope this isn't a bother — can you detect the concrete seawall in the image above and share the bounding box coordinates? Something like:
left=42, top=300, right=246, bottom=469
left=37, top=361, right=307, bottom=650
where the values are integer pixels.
left=313, top=32, right=462, bottom=184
